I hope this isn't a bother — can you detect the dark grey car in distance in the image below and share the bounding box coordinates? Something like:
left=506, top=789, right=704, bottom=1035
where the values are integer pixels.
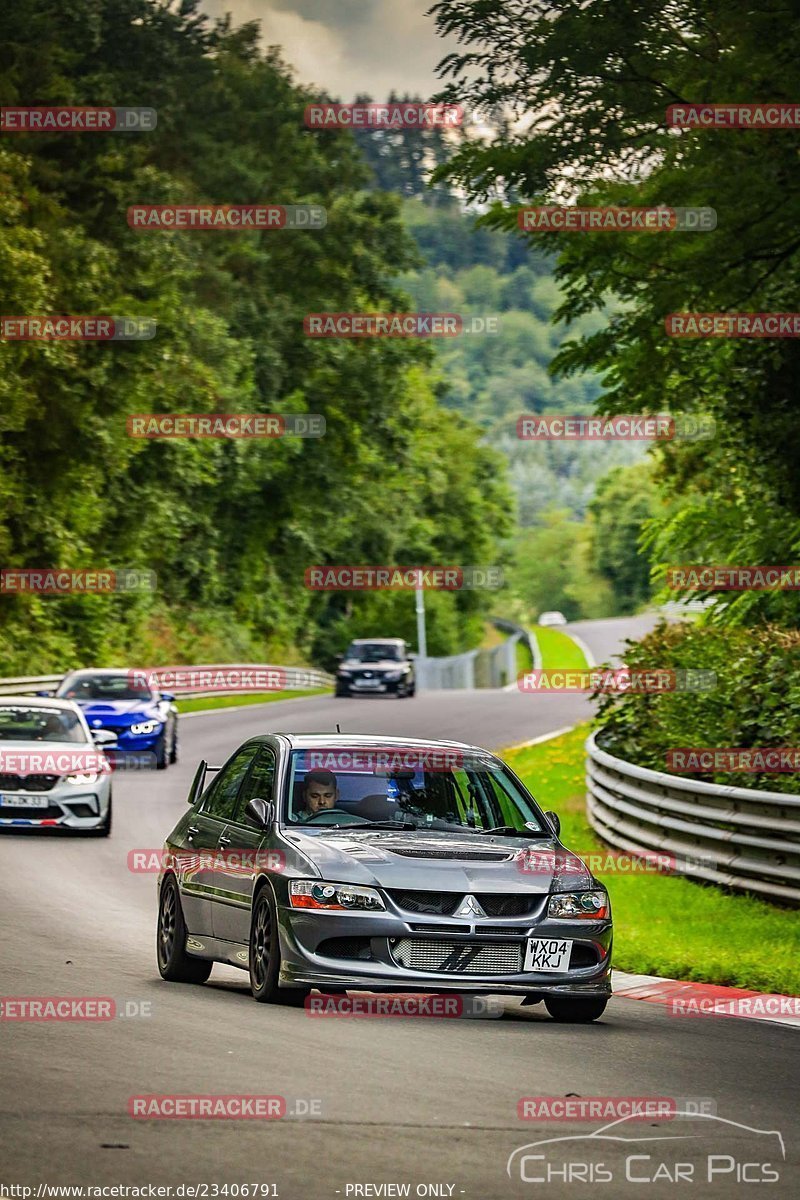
left=334, top=638, right=415, bottom=698
left=156, top=734, right=612, bottom=1021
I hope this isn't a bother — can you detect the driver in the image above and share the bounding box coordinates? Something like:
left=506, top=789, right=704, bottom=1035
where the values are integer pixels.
left=300, top=768, right=339, bottom=819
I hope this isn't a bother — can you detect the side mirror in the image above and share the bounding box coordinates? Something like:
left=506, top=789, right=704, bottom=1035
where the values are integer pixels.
left=544, top=810, right=561, bottom=837
left=91, top=729, right=118, bottom=748
left=160, top=691, right=175, bottom=703
left=245, top=797, right=275, bottom=829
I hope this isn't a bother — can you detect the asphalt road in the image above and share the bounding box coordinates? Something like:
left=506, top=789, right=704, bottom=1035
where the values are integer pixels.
left=1, top=616, right=797, bottom=1198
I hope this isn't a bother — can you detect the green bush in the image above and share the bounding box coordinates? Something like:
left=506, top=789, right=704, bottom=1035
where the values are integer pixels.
left=595, top=621, right=800, bottom=793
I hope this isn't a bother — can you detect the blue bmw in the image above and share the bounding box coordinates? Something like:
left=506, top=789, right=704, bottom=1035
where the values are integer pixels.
left=53, top=669, right=178, bottom=769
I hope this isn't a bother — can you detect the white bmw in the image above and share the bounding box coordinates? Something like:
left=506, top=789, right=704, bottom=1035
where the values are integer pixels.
left=0, top=696, right=115, bottom=835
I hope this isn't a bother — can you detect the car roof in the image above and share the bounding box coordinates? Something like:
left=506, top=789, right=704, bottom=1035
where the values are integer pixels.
left=348, top=638, right=405, bottom=645
left=269, top=732, right=491, bottom=755
left=62, top=667, right=143, bottom=675
left=0, top=695, right=84, bottom=712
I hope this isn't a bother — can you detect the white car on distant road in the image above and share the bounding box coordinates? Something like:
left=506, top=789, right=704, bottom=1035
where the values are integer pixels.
left=0, top=696, right=115, bottom=835
left=538, top=611, right=568, bottom=627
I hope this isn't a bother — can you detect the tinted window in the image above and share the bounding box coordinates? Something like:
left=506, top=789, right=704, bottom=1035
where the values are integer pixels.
left=0, top=705, right=88, bottom=744
left=202, top=745, right=258, bottom=822
left=347, top=643, right=403, bottom=662
left=234, top=747, right=277, bottom=821
left=57, top=672, right=154, bottom=702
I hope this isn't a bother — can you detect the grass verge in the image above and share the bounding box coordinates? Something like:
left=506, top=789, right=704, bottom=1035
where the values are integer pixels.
left=177, top=688, right=329, bottom=714
left=502, top=723, right=800, bottom=994
left=534, top=626, right=589, bottom=670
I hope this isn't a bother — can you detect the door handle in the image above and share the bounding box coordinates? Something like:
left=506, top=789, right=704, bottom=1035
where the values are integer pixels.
left=218, top=834, right=232, bottom=848
left=187, top=825, right=200, bottom=839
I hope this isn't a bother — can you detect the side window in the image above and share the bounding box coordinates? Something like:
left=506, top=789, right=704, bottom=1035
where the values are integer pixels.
left=202, top=745, right=258, bottom=823
left=234, top=747, right=277, bottom=822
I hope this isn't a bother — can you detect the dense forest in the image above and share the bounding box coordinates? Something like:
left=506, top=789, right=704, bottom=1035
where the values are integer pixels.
left=0, top=0, right=516, bottom=672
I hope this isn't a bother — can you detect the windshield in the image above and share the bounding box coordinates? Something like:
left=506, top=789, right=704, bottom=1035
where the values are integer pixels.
left=284, top=747, right=546, bottom=833
left=56, top=673, right=155, bottom=702
left=0, top=705, right=89, bottom=743
left=346, top=643, right=403, bottom=663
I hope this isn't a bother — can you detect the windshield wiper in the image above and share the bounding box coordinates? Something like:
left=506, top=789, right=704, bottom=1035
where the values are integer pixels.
left=346, top=820, right=420, bottom=831
left=477, top=825, right=549, bottom=837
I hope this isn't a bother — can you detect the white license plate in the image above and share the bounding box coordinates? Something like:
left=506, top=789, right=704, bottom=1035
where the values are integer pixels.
left=524, top=938, right=571, bottom=972
left=354, top=679, right=381, bottom=688
left=0, top=795, right=50, bottom=808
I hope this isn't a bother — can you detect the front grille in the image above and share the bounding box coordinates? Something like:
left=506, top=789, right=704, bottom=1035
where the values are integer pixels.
left=0, top=773, right=59, bottom=792
left=317, top=937, right=374, bottom=961
left=389, top=889, right=461, bottom=916
left=0, top=804, right=63, bottom=820
left=408, top=922, right=466, bottom=934
left=391, top=938, right=523, bottom=975
left=387, top=848, right=512, bottom=861
left=476, top=893, right=537, bottom=917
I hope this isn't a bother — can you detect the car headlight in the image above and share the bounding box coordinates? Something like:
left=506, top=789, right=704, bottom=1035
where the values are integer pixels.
left=64, top=771, right=100, bottom=786
left=383, top=670, right=405, bottom=681
left=289, top=880, right=386, bottom=911
left=130, top=719, right=161, bottom=735
left=337, top=668, right=353, bottom=676
left=548, top=890, right=609, bottom=920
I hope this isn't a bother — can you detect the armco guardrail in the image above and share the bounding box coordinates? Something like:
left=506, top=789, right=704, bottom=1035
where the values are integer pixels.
left=417, top=618, right=538, bottom=690
left=0, top=664, right=333, bottom=699
left=586, top=729, right=800, bottom=906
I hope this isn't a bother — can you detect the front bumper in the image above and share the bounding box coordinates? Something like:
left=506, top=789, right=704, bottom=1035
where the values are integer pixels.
left=337, top=675, right=410, bottom=695
left=0, top=779, right=111, bottom=830
left=277, top=904, right=612, bottom=996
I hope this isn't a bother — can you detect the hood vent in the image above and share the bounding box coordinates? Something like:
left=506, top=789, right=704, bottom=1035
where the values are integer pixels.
left=386, top=847, right=512, bottom=862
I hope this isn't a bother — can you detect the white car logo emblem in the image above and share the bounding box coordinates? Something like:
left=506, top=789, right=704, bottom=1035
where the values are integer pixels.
left=455, top=895, right=486, bottom=918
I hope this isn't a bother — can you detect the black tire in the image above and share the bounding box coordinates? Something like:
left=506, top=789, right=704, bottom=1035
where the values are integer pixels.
left=406, top=683, right=416, bottom=698
left=334, top=686, right=350, bottom=698
left=249, top=886, right=310, bottom=1005
left=157, top=876, right=212, bottom=983
left=544, top=995, right=608, bottom=1023
left=169, top=721, right=178, bottom=765
left=155, top=730, right=168, bottom=770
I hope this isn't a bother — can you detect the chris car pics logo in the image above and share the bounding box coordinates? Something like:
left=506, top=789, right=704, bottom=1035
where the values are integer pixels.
left=507, top=1112, right=784, bottom=1185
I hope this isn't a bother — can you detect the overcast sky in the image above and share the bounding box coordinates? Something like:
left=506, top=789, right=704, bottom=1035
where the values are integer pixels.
left=200, top=0, right=459, bottom=100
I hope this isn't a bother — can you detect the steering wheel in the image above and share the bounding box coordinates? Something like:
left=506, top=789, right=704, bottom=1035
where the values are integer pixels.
left=302, top=808, right=365, bottom=825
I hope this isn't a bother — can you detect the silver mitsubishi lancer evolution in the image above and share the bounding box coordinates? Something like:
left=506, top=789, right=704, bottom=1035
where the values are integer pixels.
left=156, top=734, right=612, bottom=1022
